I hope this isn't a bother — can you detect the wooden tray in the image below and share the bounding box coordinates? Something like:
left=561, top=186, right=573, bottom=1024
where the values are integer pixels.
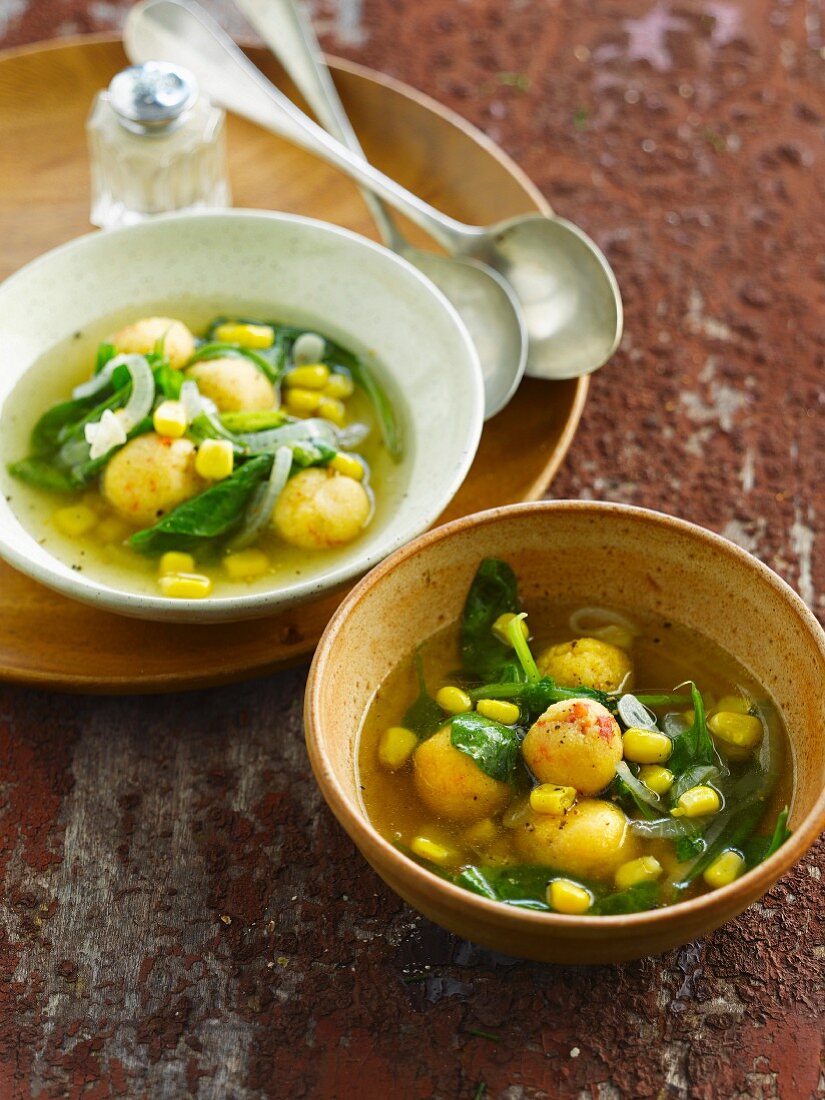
left=0, top=36, right=587, bottom=693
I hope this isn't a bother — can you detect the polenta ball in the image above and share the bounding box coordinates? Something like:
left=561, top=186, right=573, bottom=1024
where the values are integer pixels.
left=538, top=637, right=632, bottom=692
left=522, top=698, right=622, bottom=794
left=186, top=357, right=276, bottom=413
left=112, top=316, right=195, bottom=370
left=273, top=468, right=370, bottom=550
left=414, top=728, right=509, bottom=823
left=102, top=433, right=204, bottom=526
left=514, top=799, right=637, bottom=880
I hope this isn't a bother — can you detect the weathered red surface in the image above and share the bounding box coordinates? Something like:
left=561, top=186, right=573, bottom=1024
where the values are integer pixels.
left=1, top=1, right=823, bottom=1097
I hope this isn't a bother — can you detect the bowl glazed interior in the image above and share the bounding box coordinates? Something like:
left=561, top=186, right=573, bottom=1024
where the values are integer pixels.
left=305, top=501, right=825, bottom=963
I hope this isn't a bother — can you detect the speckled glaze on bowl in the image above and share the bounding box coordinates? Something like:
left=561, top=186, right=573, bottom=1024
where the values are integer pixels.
left=0, top=210, right=483, bottom=622
left=305, top=501, right=825, bottom=964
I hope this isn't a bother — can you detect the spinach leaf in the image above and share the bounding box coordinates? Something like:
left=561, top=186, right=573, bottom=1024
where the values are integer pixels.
left=95, top=341, right=117, bottom=374
left=742, top=806, right=790, bottom=867
left=68, top=415, right=153, bottom=486
left=454, top=863, right=660, bottom=915
left=402, top=649, right=443, bottom=737
left=668, top=682, right=715, bottom=772
left=56, top=385, right=131, bottom=449
left=323, top=340, right=402, bottom=461
left=450, top=712, right=520, bottom=781
left=154, top=362, right=184, bottom=399
left=7, top=457, right=78, bottom=493
left=459, top=558, right=522, bottom=679
left=672, top=766, right=773, bottom=889
left=31, top=393, right=106, bottom=456
left=455, top=864, right=553, bottom=910
left=128, top=454, right=273, bottom=556
left=470, top=677, right=609, bottom=722
left=673, top=833, right=706, bottom=861
left=592, top=880, right=659, bottom=915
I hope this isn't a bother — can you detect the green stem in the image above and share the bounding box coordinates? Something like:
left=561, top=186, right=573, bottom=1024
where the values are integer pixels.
left=508, top=613, right=540, bottom=683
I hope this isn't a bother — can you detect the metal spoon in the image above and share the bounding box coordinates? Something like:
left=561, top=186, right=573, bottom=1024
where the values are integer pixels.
left=230, top=0, right=526, bottom=418
left=124, top=0, right=623, bottom=383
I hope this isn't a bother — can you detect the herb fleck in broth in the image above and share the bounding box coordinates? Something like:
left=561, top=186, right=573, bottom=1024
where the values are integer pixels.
left=357, top=561, right=792, bottom=915
left=1, top=301, right=407, bottom=599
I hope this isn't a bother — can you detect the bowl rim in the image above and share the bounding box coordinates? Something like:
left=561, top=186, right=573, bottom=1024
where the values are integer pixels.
left=0, top=208, right=485, bottom=620
left=305, top=499, right=825, bottom=933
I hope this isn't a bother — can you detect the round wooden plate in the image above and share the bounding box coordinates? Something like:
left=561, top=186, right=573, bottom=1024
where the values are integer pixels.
left=0, top=36, right=587, bottom=693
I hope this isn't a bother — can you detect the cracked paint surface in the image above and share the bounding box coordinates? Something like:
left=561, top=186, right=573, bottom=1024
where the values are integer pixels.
left=1, top=0, right=824, bottom=1097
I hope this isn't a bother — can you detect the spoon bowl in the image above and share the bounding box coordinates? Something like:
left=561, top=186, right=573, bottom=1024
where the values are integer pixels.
left=467, top=213, right=622, bottom=380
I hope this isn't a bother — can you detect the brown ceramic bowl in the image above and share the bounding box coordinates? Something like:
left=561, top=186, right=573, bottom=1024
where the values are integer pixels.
left=304, top=502, right=825, bottom=963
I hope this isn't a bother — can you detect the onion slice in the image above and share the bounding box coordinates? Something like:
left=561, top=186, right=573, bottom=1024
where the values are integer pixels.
left=236, top=418, right=337, bottom=451
left=230, top=446, right=293, bottom=549
left=568, top=606, right=639, bottom=650
left=119, top=355, right=154, bottom=430
left=616, top=760, right=661, bottom=811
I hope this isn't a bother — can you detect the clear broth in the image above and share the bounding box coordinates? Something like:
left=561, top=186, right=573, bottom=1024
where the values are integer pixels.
left=358, top=602, right=792, bottom=909
left=0, top=300, right=408, bottom=598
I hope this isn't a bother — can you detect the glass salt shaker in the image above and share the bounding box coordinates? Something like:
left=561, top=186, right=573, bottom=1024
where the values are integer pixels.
left=86, top=61, right=231, bottom=230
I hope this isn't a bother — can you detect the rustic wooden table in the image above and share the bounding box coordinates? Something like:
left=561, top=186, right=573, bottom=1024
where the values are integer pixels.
left=1, top=2, right=823, bottom=1097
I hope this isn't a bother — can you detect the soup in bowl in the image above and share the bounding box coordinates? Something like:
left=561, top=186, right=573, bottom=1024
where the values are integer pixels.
left=305, top=502, right=825, bottom=963
left=0, top=211, right=484, bottom=622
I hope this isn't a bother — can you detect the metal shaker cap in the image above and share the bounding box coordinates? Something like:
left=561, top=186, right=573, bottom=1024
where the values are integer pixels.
left=109, top=61, right=199, bottom=134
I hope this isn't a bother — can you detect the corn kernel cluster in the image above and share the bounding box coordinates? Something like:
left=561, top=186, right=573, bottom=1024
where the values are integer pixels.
left=283, top=361, right=355, bottom=427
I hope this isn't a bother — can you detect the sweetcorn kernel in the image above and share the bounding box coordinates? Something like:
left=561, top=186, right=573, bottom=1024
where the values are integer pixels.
left=491, top=612, right=529, bottom=646
left=213, top=322, right=274, bottom=348
left=622, top=727, right=672, bottom=764
left=54, top=504, right=97, bottom=537
left=703, top=849, right=745, bottom=888
left=223, top=549, right=270, bottom=580
left=153, top=400, right=187, bottom=438
left=329, top=453, right=364, bottom=480
left=435, top=685, right=472, bottom=714
left=284, top=364, right=330, bottom=389
left=195, top=438, right=234, bottom=480
left=318, top=397, right=346, bottom=427
left=377, top=726, right=418, bottom=770
left=671, top=785, right=721, bottom=818
left=410, top=835, right=454, bottom=866
left=285, top=387, right=321, bottom=415
left=639, top=764, right=675, bottom=795
left=529, top=784, right=577, bottom=816
left=476, top=698, right=520, bottom=725
left=158, top=572, right=213, bottom=598
left=712, top=695, right=751, bottom=715
left=159, top=551, right=195, bottom=576
left=615, top=855, right=663, bottom=890
left=547, top=878, right=592, bottom=914
left=323, top=372, right=355, bottom=399
left=708, top=712, right=763, bottom=751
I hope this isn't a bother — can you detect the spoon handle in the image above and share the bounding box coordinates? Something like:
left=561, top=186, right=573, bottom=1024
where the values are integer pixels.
left=232, top=0, right=405, bottom=251
left=124, top=0, right=476, bottom=251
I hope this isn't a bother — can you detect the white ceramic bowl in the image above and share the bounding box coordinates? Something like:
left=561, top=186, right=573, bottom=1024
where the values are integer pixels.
left=0, top=210, right=484, bottom=622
